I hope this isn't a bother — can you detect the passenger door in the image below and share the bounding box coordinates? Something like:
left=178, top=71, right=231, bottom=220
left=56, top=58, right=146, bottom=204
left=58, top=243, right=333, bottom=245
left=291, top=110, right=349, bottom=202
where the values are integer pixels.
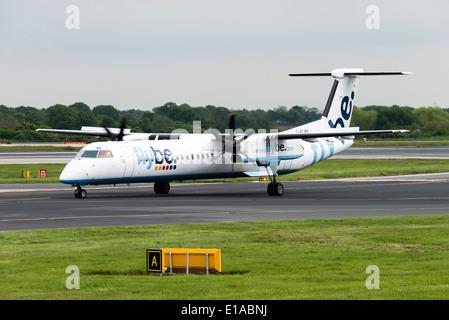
left=120, top=147, right=135, bottom=178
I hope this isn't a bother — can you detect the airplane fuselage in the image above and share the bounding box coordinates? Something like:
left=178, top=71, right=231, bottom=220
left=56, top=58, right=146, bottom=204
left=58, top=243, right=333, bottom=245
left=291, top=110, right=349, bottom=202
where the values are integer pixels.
left=59, top=134, right=353, bottom=186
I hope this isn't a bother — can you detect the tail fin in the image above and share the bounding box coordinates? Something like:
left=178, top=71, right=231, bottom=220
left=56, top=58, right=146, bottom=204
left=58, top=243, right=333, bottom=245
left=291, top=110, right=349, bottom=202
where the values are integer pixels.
left=290, top=68, right=411, bottom=129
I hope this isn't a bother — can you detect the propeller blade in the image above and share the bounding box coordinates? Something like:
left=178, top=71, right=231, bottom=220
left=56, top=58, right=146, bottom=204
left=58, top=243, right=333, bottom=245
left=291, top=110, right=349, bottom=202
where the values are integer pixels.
left=229, top=114, right=237, bottom=163
left=101, top=119, right=116, bottom=141
left=229, top=113, right=236, bottom=131
left=117, top=117, right=127, bottom=141
left=101, top=117, right=127, bottom=141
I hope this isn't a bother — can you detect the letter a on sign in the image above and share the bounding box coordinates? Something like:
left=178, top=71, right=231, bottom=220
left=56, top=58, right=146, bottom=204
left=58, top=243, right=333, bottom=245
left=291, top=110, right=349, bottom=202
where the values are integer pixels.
left=147, top=249, right=163, bottom=272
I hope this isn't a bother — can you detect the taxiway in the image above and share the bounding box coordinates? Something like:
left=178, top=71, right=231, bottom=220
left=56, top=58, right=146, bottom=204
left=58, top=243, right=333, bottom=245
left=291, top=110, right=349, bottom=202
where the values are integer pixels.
left=1, top=174, right=449, bottom=231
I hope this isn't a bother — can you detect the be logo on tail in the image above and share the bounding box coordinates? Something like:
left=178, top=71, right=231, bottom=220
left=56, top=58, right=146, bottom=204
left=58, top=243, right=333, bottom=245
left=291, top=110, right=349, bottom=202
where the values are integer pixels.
left=328, top=91, right=355, bottom=129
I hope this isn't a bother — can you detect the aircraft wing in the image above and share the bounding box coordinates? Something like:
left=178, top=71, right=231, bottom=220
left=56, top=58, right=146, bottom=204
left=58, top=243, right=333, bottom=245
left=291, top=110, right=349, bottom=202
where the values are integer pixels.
left=36, top=126, right=408, bottom=140
left=36, top=126, right=131, bottom=137
left=275, top=129, right=409, bottom=140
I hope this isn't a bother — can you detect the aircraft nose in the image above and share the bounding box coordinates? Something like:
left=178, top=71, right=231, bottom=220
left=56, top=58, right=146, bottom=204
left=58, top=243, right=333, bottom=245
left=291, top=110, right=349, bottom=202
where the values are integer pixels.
left=59, top=167, right=72, bottom=183
left=59, top=160, right=86, bottom=184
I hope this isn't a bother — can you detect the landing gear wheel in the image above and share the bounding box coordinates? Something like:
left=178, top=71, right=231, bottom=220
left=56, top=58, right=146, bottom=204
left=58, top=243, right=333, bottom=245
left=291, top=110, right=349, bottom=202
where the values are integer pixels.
left=274, top=182, right=284, bottom=196
left=267, top=183, right=275, bottom=196
left=154, top=183, right=162, bottom=194
left=161, top=181, right=170, bottom=194
left=74, top=188, right=87, bottom=199
left=267, top=183, right=284, bottom=196
left=154, top=181, right=170, bottom=194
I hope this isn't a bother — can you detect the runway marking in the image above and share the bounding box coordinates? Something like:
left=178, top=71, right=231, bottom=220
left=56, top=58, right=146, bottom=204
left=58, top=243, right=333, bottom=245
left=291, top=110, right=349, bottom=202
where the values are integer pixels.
left=0, top=183, right=223, bottom=194
left=3, top=206, right=449, bottom=224
left=299, top=197, right=449, bottom=202
left=2, top=194, right=449, bottom=204
left=0, top=211, right=232, bottom=223
left=0, top=197, right=51, bottom=202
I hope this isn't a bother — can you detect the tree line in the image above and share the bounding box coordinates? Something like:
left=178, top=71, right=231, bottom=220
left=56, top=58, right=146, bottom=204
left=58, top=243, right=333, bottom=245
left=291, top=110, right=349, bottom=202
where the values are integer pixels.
left=0, top=102, right=448, bottom=142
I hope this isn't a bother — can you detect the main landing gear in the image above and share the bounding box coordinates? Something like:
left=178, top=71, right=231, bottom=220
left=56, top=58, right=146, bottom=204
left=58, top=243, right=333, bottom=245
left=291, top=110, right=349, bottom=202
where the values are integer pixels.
left=267, top=182, right=284, bottom=196
left=154, top=181, right=170, bottom=194
left=265, top=166, right=284, bottom=196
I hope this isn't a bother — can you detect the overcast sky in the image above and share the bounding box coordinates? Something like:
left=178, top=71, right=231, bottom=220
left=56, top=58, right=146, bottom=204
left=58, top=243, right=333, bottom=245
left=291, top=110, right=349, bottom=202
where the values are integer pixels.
left=0, top=0, right=448, bottom=111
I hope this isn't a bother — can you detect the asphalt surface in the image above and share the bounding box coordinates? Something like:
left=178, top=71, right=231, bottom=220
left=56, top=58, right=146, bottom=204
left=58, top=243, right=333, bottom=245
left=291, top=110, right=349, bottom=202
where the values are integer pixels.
left=1, top=146, right=449, bottom=231
left=0, top=151, right=76, bottom=164
left=1, top=174, right=449, bottom=231
left=333, top=146, right=449, bottom=159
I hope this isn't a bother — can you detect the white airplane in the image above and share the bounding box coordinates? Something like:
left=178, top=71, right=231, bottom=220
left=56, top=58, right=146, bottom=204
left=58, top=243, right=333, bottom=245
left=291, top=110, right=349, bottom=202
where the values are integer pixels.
left=37, top=68, right=410, bottom=198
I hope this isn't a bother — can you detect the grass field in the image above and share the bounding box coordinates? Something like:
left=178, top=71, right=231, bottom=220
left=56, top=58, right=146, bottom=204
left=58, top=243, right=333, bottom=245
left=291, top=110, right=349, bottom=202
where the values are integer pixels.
left=353, top=140, right=449, bottom=147
left=1, top=216, right=449, bottom=299
left=2, top=159, right=449, bottom=184
left=352, top=136, right=449, bottom=147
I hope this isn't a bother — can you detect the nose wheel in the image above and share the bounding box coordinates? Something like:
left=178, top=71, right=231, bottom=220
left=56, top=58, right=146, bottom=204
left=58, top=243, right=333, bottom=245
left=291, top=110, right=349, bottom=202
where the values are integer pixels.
left=74, top=185, right=87, bottom=198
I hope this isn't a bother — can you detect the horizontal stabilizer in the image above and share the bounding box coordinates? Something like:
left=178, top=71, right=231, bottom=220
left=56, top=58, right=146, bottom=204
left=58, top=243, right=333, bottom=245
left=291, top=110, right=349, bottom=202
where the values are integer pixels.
left=289, top=69, right=412, bottom=79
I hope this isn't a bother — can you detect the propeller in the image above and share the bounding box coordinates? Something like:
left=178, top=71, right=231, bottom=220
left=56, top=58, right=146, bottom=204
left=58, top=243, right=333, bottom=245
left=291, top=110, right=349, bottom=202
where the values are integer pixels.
left=102, top=117, right=128, bottom=141
left=229, top=114, right=237, bottom=163
left=211, top=113, right=254, bottom=163
left=228, top=113, right=254, bottom=163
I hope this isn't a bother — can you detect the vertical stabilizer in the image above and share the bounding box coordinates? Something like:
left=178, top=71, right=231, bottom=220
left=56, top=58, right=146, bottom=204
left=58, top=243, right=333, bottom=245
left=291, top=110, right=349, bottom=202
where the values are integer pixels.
left=322, top=68, right=361, bottom=129
left=289, top=68, right=411, bottom=130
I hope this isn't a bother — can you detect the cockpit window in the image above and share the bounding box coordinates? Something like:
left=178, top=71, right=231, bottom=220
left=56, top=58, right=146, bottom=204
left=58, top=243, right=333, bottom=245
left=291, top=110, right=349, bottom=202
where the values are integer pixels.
left=81, top=150, right=98, bottom=158
left=98, top=150, right=113, bottom=158
left=79, top=150, right=113, bottom=158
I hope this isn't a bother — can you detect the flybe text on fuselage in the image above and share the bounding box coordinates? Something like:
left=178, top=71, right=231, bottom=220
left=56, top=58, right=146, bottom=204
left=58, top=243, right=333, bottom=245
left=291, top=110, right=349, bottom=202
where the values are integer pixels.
left=265, top=142, right=294, bottom=153
left=132, top=146, right=176, bottom=170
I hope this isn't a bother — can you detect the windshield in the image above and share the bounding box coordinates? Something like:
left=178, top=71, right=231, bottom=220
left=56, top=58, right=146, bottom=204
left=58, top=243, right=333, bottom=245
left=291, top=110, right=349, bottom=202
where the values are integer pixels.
left=79, top=150, right=114, bottom=158
left=81, top=150, right=98, bottom=158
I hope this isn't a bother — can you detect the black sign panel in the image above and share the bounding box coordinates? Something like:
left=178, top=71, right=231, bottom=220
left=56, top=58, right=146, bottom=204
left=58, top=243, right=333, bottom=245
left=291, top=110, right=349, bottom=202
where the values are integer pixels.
left=146, top=249, right=162, bottom=272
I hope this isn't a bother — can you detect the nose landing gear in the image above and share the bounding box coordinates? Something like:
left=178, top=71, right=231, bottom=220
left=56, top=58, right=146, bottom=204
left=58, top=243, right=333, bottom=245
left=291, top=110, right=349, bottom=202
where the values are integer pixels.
left=74, top=185, right=87, bottom=198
